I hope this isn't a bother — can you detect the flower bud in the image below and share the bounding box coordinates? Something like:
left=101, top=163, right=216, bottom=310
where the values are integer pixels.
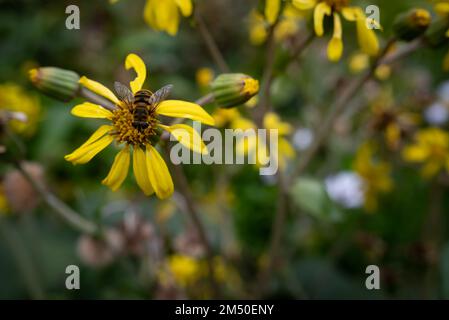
left=29, top=67, right=80, bottom=102
left=211, top=73, right=259, bottom=108
left=393, top=8, right=431, bottom=41
left=425, top=16, right=449, bottom=47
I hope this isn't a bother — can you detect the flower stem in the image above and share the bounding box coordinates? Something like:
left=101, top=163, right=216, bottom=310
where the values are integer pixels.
left=0, top=218, right=45, bottom=299
left=78, top=86, right=117, bottom=111
left=194, top=9, right=230, bottom=73
left=163, top=146, right=220, bottom=297
left=258, top=24, right=278, bottom=122
left=14, top=160, right=98, bottom=235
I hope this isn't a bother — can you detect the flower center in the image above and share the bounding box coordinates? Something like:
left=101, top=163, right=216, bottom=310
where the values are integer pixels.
left=111, top=104, right=158, bottom=146
left=324, top=0, right=350, bottom=11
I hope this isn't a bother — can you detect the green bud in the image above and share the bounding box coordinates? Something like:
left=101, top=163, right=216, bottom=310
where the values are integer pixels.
left=393, top=8, right=431, bottom=41
left=425, top=16, right=449, bottom=47
left=29, top=67, right=80, bottom=102
left=211, top=73, right=259, bottom=108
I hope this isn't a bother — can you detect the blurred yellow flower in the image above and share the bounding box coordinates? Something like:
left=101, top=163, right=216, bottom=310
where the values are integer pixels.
left=0, top=185, right=8, bottom=214
left=196, top=68, right=214, bottom=88
left=110, top=0, right=192, bottom=35
left=432, top=1, right=449, bottom=70
left=354, top=143, right=393, bottom=212
left=250, top=5, right=303, bottom=45
left=402, top=127, right=449, bottom=178
left=167, top=254, right=201, bottom=287
left=292, top=0, right=380, bottom=62
left=233, top=112, right=295, bottom=170
left=212, top=108, right=241, bottom=128
left=65, top=53, right=214, bottom=199
left=0, top=83, right=40, bottom=136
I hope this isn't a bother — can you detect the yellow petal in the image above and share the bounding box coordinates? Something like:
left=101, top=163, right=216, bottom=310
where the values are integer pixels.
left=146, top=145, right=174, bottom=199
left=143, top=0, right=157, bottom=30
left=156, top=0, right=180, bottom=35
left=263, top=112, right=292, bottom=135
left=402, top=145, right=429, bottom=163
left=435, top=3, right=449, bottom=15
left=327, top=14, right=343, bottom=62
left=133, top=146, right=154, bottom=196
left=314, top=2, right=331, bottom=37
left=65, top=134, right=114, bottom=164
left=156, top=100, right=215, bottom=126
left=125, top=53, right=147, bottom=94
left=421, top=161, right=442, bottom=179
left=291, top=0, right=316, bottom=10
left=65, top=124, right=113, bottom=162
left=160, top=123, right=208, bottom=155
left=265, top=0, right=280, bottom=25
left=356, top=16, right=379, bottom=57
left=175, top=0, right=192, bottom=17
left=443, top=50, right=449, bottom=72
left=341, top=7, right=363, bottom=21
left=102, top=147, right=130, bottom=191
left=71, top=102, right=113, bottom=119
left=79, top=76, right=119, bottom=105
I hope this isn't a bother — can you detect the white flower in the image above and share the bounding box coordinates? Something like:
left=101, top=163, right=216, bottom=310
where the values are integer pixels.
left=325, top=171, right=365, bottom=209
left=424, top=102, right=449, bottom=126
left=293, top=128, right=313, bottom=151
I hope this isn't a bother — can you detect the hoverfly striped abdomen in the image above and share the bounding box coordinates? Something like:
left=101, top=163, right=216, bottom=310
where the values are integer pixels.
left=132, top=89, right=152, bottom=131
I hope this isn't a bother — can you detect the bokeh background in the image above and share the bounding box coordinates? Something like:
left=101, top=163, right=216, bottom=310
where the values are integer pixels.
left=1, top=0, right=449, bottom=299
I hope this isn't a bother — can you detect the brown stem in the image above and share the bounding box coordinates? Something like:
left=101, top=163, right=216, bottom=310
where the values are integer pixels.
left=258, top=24, right=278, bottom=123
left=14, top=161, right=98, bottom=235
left=163, top=147, right=220, bottom=297
left=194, top=9, right=230, bottom=73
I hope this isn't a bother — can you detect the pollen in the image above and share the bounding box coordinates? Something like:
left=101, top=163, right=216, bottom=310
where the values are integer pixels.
left=110, top=104, right=158, bottom=146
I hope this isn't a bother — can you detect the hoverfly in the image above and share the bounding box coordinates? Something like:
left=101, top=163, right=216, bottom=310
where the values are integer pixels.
left=114, top=82, right=173, bottom=132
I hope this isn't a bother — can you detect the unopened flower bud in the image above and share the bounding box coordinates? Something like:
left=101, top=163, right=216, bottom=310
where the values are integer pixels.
left=29, top=67, right=80, bottom=102
left=393, top=8, right=431, bottom=41
left=425, top=16, right=449, bottom=47
left=211, top=73, right=259, bottom=108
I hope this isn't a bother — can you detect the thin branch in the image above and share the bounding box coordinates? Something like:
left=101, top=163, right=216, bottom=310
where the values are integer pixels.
left=14, top=161, right=98, bottom=235
left=164, top=147, right=220, bottom=298
left=289, top=38, right=399, bottom=184
left=258, top=24, right=278, bottom=122
left=194, top=9, right=230, bottom=73
left=0, top=219, right=45, bottom=299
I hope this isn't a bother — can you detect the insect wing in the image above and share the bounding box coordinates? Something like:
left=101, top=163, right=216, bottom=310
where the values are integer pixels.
left=149, top=84, right=173, bottom=107
left=114, top=81, right=134, bottom=104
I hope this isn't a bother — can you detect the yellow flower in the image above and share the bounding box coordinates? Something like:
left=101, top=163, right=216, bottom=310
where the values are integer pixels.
left=349, top=52, right=391, bottom=80
left=167, top=254, right=201, bottom=287
left=0, top=184, right=9, bottom=214
left=232, top=112, right=295, bottom=170
left=212, top=108, right=241, bottom=128
left=0, top=83, right=40, bottom=135
left=143, top=0, right=193, bottom=36
left=432, top=1, right=449, bottom=70
left=65, top=53, right=214, bottom=199
left=250, top=5, right=303, bottom=45
left=196, top=67, right=214, bottom=88
left=265, top=0, right=281, bottom=25
left=354, top=143, right=393, bottom=212
left=292, top=0, right=379, bottom=61
left=402, top=127, right=449, bottom=178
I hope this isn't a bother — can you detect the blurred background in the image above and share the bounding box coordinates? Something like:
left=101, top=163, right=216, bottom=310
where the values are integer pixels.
left=1, top=0, right=449, bottom=299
